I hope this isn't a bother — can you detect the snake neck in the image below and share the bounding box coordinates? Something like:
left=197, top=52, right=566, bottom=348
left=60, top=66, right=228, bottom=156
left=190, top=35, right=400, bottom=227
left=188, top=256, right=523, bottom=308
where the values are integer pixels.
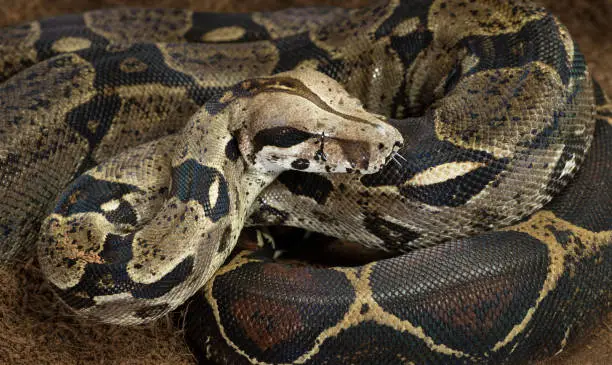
left=172, top=99, right=282, bottom=240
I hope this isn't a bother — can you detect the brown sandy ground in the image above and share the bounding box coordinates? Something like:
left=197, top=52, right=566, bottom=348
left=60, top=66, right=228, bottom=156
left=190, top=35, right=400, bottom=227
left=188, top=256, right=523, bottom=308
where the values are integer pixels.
left=0, top=0, right=609, bottom=364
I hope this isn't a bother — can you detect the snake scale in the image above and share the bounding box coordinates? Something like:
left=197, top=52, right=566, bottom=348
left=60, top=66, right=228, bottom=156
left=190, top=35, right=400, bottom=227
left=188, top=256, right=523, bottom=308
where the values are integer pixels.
left=0, top=0, right=610, bottom=364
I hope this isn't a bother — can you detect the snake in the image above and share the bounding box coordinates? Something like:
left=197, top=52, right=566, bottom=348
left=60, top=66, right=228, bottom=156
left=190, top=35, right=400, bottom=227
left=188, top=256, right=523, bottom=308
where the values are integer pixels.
left=0, top=0, right=610, bottom=364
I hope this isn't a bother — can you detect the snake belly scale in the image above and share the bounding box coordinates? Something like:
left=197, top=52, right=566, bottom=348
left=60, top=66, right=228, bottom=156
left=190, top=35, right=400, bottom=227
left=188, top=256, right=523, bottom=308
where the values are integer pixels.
left=0, top=0, right=609, bottom=364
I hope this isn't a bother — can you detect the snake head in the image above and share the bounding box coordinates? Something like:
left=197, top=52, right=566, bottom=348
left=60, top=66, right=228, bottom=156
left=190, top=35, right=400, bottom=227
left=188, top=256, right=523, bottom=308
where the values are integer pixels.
left=232, top=68, right=403, bottom=174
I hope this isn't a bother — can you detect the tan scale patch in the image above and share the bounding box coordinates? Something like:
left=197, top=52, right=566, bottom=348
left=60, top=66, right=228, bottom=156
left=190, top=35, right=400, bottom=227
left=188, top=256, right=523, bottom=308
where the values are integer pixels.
left=105, top=43, right=133, bottom=53
left=79, top=291, right=176, bottom=325
left=295, top=59, right=321, bottom=71
left=84, top=8, right=193, bottom=43
left=461, top=53, right=481, bottom=75
left=208, top=177, right=221, bottom=210
left=428, top=0, right=547, bottom=42
left=596, top=102, right=612, bottom=125
left=252, top=7, right=347, bottom=39
left=219, top=90, right=235, bottom=104
left=0, top=21, right=40, bottom=78
left=100, top=199, right=121, bottom=212
left=392, top=17, right=420, bottom=37
left=86, top=119, right=100, bottom=134
left=493, top=210, right=612, bottom=351
left=433, top=61, right=565, bottom=159
left=173, top=108, right=236, bottom=168
left=402, top=44, right=463, bottom=116
left=128, top=199, right=207, bottom=284
left=119, top=57, right=149, bottom=73
left=0, top=55, right=95, bottom=159
left=341, top=38, right=405, bottom=115
left=0, top=54, right=95, bottom=259
left=0, top=20, right=40, bottom=48
left=201, top=26, right=246, bottom=42
left=51, top=36, right=92, bottom=53
left=159, top=41, right=279, bottom=88
left=38, top=213, right=117, bottom=289
left=92, top=85, right=199, bottom=162
left=86, top=135, right=175, bottom=182
left=407, top=161, right=486, bottom=186
left=85, top=135, right=176, bottom=230
left=310, top=0, right=400, bottom=58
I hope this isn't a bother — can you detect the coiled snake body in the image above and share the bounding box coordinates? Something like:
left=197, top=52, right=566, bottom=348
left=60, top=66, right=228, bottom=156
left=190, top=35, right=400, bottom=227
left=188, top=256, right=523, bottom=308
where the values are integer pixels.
left=0, top=0, right=610, bottom=364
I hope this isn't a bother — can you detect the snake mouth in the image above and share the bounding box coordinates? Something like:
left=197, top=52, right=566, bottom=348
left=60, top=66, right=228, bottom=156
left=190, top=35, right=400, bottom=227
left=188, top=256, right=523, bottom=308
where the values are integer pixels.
left=311, top=135, right=402, bottom=174
left=327, top=125, right=403, bottom=174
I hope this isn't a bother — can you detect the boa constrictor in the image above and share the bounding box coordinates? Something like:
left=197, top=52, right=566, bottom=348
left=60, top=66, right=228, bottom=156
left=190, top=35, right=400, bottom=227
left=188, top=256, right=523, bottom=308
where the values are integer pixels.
left=0, top=0, right=610, bottom=364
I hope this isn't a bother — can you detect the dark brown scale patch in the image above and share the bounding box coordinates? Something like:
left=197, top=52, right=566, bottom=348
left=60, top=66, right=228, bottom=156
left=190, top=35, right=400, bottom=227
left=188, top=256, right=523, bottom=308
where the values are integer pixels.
left=217, top=226, right=232, bottom=253
left=312, top=210, right=337, bottom=225
left=224, top=136, right=240, bottom=161
left=338, top=139, right=370, bottom=171
left=362, top=211, right=420, bottom=247
left=277, top=170, right=333, bottom=204
left=545, top=120, right=611, bottom=231
left=99, top=232, right=135, bottom=264
left=53, top=175, right=142, bottom=223
left=230, top=296, right=303, bottom=352
left=103, top=199, right=139, bottom=226
left=131, top=256, right=194, bottom=299
left=170, top=159, right=230, bottom=222
left=64, top=93, right=122, bottom=150
left=209, top=257, right=354, bottom=362
left=248, top=199, right=289, bottom=225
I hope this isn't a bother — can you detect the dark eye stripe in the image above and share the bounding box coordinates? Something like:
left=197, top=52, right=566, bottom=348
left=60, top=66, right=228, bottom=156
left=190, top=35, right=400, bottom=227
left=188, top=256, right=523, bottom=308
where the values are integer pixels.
left=253, top=126, right=315, bottom=153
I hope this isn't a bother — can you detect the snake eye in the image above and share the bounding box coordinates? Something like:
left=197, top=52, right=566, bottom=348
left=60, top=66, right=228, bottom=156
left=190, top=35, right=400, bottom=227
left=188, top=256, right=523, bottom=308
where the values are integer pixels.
left=290, top=159, right=310, bottom=170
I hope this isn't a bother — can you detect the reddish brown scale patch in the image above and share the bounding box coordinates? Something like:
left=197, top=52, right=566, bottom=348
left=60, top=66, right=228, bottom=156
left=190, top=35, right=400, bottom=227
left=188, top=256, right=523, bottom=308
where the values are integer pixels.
left=231, top=296, right=303, bottom=351
left=442, top=277, right=516, bottom=334
left=261, top=262, right=315, bottom=283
